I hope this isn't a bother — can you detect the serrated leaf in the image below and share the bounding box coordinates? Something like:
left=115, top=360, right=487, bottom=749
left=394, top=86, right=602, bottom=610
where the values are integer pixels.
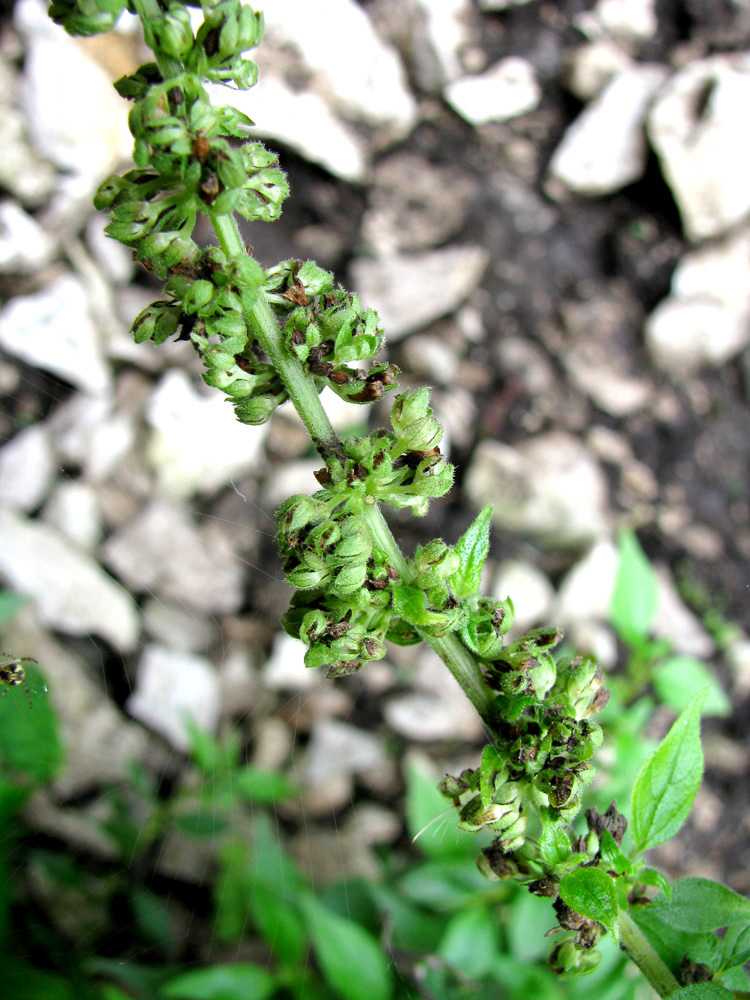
left=611, top=530, right=658, bottom=644
left=631, top=690, right=705, bottom=853
left=648, top=878, right=750, bottom=932
left=559, top=868, right=620, bottom=944
left=449, top=505, right=492, bottom=600
left=652, top=657, right=730, bottom=717
left=300, top=895, right=392, bottom=1000
left=669, top=985, right=734, bottom=999
left=160, top=963, right=276, bottom=1000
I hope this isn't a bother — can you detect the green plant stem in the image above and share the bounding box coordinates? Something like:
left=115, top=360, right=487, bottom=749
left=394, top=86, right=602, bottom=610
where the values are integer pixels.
left=618, top=910, right=681, bottom=997
left=210, top=212, right=343, bottom=461
left=213, top=207, right=499, bottom=728
left=361, top=503, right=496, bottom=727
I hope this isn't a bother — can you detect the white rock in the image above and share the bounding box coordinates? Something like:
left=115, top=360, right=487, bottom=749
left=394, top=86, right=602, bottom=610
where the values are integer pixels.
left=591, top=0, right=657, bottom=43
left=0, top=201, right=55, bottom=273
left=566, top=40, right=633, bottom=102
left=85, top=412, right=137, bottom=482
left=102, top=499, right=246, bottom=614
left=126, top=645, right=222, bottom=752
left=221, top=77, right=368, bottom=182
left=215, top=0, right=416, bottom=180
left=350, top=245, right=489, bottom=340
left=0, top=58, right=56, bottom=206
left=42, top=481, right=102, bottom=550
left=0, top=509, right=139, bottom=651
left=14, top=0, right=132, bottom=183
left=384, top=690, right=479, bottom=741
left=548, top=65, right=668, bottom=196
left=413, top=0, right=474, bottom=86
left=146, top=368, right=267, bottom=498
left=653, top=564, right=714, bottom=658
left=0, top=276, right=110, bottom=394
left=645, top=227, right=750, bottom=372
left=262, top=459, right=322, bottom=510
left=555, top=539, right=619, bottom=624
left=48, top=393, right=111, bottom=466
left=478, top=0, right=534, bottom=8
left=0, top=424, right=54, bottom=512
left=465, top=433, right=610, bottom=548
left=445, top=57, right=541, bottom=125
left=303, top=718, right=386, bottom=786
left=648, top=55, right=750, bottom=241
left=262, top=632, right=319, bottom=690
left=85, top=214, right=134, bottom=286
left=262, top=0, right=416, bottom=134
left=491, top=559, right=555, bottom=634
left=142, top=597, right=215, bottom=654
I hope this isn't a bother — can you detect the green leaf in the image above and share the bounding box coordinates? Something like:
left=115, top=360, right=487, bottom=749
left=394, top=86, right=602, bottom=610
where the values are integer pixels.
left=300, top=895, right=392, bottom=1000
left=559, top=868, right=620, bottom=943
left=449, top=505, right=492, bottom=600
left=636, top=868, right=671, bottom=899
left=598, top=830, right=632, bottom=875
left=630, top=904, right=720, bottom=977
left=720, top=921, right=750, bottom=970
left=630, top=689, right=705, bottom=852
left=130, top=888, right=175, bottom=955
left=539, top=810, right=573, bottom=868
left=0, top=665, right=61, bottom=783
left=367, top=884, right=443, bottom=953
left=0, top=591, right=27, bottom=626
left=438, top=907, right=499, bottom=980
left=611, top=530, right=658, bottom=644
left=648, top=878, right=750, bottom=932
left=652, top=657, right=730, bottom=717
left=670, top=986, right=734, bottom=999
left=234, top=766, right=294, bottom=803
left=175, top=811, right=230, bottom=837
left=398, top=858, right=491, bottom=910
left=248, top=881, right=306, bottom=966
left=161, top=964, right=276, bottom=1000
left=391, top=584, right=448, bottom=631
left=479, top=744, right=507, bottom=809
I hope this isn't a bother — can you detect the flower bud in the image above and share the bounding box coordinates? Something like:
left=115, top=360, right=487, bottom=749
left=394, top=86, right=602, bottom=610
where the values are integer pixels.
left=390, top=388, right=443, bottom=452
left=152, top=8, right=194, bottom=59
left=131, top=301, right=181, bottom=345
left=414, top=540, right=460, bottom=588
left=182, top=279, right=215, bottom=314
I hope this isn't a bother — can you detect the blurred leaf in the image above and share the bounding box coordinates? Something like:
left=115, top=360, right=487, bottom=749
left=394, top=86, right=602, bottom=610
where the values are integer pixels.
left=652, top=657, right=730, bottom=717
left=300, top=895, right=392, bottom=1000
left=234, top=766, right=294, bottom=804
left=246, top=881, right=306, bottom=966
left=130, top=888, right=176, bottom=956
left=0, top=959, right=77, bottom=1000
left=611, top=531, right=658, bottom=645
left=438, top=907, right=499, bottom=980
left=161, top=964, right=276, bottom=1000
left=0, top=592, right=27, bottom=626
left=174, top=811, right=229, bottom=838
left=186, top=723, right=239, bottom=776
left=405, top=762, right=479, bottom=859
left=0, top=665, right=61, bottom=783
left=398, top=858, right=490, bottom=910
left=506, top=890, right=558, bottom=963
left=631, top=690, right=705, bottom=853
left=367, top=883, right=444, bottom=953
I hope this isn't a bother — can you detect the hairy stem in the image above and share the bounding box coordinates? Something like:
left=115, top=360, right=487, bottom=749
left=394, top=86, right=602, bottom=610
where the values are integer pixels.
left=210, top=212, right=343, bottom=461
left=361, top=503, right=496, bottom=727
left=618, top=910, right=681, bottom=997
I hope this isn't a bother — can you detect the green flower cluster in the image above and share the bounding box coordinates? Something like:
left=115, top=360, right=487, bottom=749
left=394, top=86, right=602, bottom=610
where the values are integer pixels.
left=49, top=0, right=127, bottom=35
